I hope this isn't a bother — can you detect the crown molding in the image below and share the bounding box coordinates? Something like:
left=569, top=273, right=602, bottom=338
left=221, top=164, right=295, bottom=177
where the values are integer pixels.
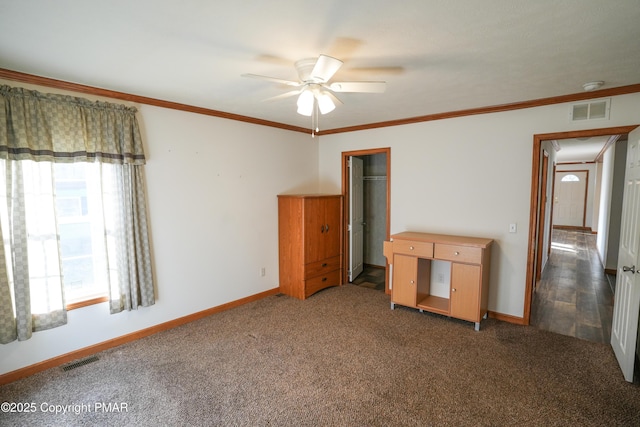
left=2, top=68, right=639, bottom=136
left=0, top=68, right=310, bottom=134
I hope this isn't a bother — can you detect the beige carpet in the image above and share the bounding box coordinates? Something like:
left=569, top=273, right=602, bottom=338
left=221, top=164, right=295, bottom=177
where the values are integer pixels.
left=1, top=284, right=638, bottom=426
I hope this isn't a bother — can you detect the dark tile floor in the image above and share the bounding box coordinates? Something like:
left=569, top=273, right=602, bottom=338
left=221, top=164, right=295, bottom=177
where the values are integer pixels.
left=531, top=229, right=614, bottom=344
left=351, top=265, right=386, bottom=291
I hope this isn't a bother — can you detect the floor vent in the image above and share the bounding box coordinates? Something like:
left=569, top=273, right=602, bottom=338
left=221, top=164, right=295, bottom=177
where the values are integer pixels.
left=62, top=355, right=99, bottom=372
left=570, top=99, right=610, bottom=121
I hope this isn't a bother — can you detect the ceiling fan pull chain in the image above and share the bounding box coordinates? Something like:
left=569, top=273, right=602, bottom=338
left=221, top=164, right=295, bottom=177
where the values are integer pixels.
left=311, top=101, right=315, bottom=137
left=311, top=99, right=319, bottom=138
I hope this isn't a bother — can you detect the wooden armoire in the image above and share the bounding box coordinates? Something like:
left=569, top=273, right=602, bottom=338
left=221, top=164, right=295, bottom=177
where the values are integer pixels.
left=277, top=194, right=343, bottom=299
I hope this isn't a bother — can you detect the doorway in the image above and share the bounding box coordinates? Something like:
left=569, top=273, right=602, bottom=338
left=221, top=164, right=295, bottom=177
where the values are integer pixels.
left=526, top=126, right=637, bottom=324
left=341, top=148, right=391, bottom=293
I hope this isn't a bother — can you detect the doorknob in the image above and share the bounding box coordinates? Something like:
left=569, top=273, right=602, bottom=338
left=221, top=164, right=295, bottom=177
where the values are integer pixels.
left=623, top=265, right=636, bottom=274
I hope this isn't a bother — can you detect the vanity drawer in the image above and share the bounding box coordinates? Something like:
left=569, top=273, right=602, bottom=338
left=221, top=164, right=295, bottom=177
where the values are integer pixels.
left=305, top=256, right=341, bottom=279
left=393, top=240, right=433, bottom=258
left=434, top=244, right=482, bottom=264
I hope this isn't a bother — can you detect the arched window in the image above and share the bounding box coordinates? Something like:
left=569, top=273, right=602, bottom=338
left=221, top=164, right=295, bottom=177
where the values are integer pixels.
left=561, top=174, right=580, bottom=182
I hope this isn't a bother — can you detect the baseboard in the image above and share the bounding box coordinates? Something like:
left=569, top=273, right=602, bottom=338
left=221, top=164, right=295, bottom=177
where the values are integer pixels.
left=489, top=311, right=527, bottom=325
left=605, top=268, right=617, bottom=276
left=552, top=225, right=593, bottom=233
left=0, top=287, right=280, bottom=386
left=364, top=263, right=385, bottom=269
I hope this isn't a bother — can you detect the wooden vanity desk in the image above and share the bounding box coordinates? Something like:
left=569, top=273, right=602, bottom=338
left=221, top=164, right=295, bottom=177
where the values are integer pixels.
left=383, top=232, right=493, bottom=330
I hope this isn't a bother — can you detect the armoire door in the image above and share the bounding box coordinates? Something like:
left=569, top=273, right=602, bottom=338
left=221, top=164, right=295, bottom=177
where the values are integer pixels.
left=303, top=196, right=341, bottom=264
left=321, top=196, right=342, bottom=260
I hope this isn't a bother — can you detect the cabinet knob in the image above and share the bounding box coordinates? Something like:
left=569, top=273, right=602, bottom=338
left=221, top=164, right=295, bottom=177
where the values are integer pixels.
left=322, top=263, right=327, bottom=267
left=454, top=251, right=460, bottom=256
left=320, top=225, right=325, bottom=233
left=409, top=246, right=414, bottom=250
left=410, top=280, right=415, bottom=284
left=452, top=288, right=457, bottom=292
left=322, top=277, right=327, bottom=282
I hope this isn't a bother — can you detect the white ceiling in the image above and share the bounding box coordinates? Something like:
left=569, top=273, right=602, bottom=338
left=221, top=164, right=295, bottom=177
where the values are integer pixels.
left=553, top=136, right=620, bottom=163
left=1, top=1, right=639, bottom=145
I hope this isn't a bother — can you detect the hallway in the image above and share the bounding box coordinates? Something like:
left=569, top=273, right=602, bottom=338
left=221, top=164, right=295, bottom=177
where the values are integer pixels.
left=531, top=229, right=614, bottom=344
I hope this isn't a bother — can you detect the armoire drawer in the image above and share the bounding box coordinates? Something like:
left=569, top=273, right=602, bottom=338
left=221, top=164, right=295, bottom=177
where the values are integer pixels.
left=305, top=269, right=342, bottom=297
left=393, top=240, right=433, bottom=258
left=434, top=244, right=482, bottom=264
left=304, top=256, right=341, bottom=279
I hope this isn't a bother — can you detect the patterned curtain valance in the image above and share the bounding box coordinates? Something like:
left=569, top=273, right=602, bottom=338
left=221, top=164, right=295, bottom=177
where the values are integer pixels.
left=0, top=85, right=146, bottom=164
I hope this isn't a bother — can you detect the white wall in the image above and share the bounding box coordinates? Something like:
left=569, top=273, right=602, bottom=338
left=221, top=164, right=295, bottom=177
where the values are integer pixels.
left=318, top=93, right=640, bottom=318
left=593, top=162, right=602, bottom=233
left=0, top=80, right=318, bottom=375
left=597, top=145, right=616, bottom=266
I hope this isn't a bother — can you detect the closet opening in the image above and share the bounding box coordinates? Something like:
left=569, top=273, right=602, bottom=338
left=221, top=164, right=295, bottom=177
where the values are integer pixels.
left=341, top=148, right=391, bottom=293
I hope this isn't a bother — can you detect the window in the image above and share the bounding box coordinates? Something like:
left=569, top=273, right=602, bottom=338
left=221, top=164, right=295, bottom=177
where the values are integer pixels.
left=561, top=174, right=580, bottom=182
left=55, top=163, right=109, bottom=305
left=0, top=84, right=154, bottom=343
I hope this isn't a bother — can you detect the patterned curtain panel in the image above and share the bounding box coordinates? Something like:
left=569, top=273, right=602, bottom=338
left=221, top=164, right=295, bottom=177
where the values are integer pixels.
left=0, top=85, right=154, bottom=344
left=106, top=163, right=155, bottom=314
left=0, top=213, right=17, bottom=344
left=0, top=161, right=67, bottom=342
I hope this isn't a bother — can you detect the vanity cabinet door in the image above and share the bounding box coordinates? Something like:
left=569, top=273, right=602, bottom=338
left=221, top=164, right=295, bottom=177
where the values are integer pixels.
left=450, top=263, right=481, bottom=322
left=392, top=254, right=417, bottom=307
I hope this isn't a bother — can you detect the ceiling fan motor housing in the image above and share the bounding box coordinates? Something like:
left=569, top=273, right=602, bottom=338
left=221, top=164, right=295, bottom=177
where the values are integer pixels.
left=295, top=58, right=321, bottom=82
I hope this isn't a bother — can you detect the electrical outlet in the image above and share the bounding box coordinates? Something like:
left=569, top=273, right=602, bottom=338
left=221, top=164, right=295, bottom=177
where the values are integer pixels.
left=260, top=267, right=266, bottom=277
left=438, top=273, right=444, bottom=283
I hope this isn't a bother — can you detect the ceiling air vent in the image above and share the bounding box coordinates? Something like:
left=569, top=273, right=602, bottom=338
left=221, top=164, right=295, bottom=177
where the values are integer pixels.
left=570, top=99, right=610, bottom=121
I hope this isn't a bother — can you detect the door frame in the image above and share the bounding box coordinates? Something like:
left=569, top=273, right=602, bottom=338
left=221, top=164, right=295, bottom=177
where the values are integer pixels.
left=341, top=147, right=391, bottom=292
left=524, top=125, right=639, bottom=325
left=534, top=149, right=550, bottom=284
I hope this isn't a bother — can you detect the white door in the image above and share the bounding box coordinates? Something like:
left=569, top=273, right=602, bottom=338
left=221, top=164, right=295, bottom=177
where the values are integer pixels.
left=611, top=127, right=640, bottom=382
left=553, top=171, right=587, bottom=227
left=349, top=156, right=364, bottom=281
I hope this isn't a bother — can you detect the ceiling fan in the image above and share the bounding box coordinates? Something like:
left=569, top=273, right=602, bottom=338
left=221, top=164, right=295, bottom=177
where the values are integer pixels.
left=242, top=54, right=386, bottom=135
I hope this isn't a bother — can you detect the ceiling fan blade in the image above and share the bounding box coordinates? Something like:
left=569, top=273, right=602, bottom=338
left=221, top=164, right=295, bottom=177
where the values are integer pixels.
left=347, top=66, right=404, bottom=75
left=241, top=73, right=300, bottom=87
left=329, top=81, right=386, bottom=93
left=263, top=90, right=301, bottom=101
left=324, top=90, right=343, bottom=106
left=310, top=55, right=343, bottom=82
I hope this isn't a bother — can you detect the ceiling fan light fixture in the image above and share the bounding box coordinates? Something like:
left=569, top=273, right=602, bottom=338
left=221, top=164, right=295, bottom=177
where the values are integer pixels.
left=582, top=81, right=604, bottom=92
left=242, top=53, right=386, bottom=135
left=317, top=92, right=336, bottom=114
left=296, top=89, right=314, bottom=116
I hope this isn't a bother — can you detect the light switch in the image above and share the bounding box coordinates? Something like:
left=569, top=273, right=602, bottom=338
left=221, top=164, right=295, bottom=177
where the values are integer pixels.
left=509, top=223, right=517, bottom=233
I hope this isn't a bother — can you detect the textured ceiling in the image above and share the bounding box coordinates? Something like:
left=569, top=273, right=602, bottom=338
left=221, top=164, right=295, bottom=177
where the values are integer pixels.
left=1, top=0, right=639, bottom=146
